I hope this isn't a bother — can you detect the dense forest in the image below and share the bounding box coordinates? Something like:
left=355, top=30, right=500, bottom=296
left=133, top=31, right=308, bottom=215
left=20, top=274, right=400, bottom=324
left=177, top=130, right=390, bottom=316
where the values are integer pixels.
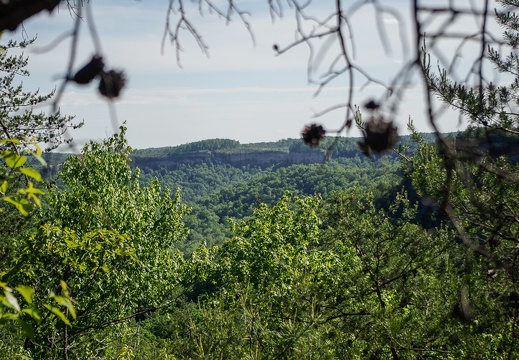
left=133, top=137, right=405, bottom=251
left=2, top=1, right=519, bottom=359
left=3, top=126, right=518, bottom=358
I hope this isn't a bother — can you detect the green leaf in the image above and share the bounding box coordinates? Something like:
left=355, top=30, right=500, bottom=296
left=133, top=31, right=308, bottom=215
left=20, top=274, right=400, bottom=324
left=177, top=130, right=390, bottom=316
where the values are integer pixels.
left=16, top=318, right=35, bottom=339
left=53, top=295, right=76, bottom=320
left=16, top=285, right=34, bottom=305
left=0, top=180, right=6, bottom=194
left=3, top=196, right=30, bottom=216
left=43, top=304, right=70, bottom=326
left=31, top=154, right=47, bottom=167
left=3, top=152, right=27, bottom=169
left=0, top=139, right=20, bottom=145
left=19, top=167, right=42, bottom=182
left=18, top=186, right=44, bottom=195
left=33, top=143, right=42, bottom=157
left=0, top=313, right=18, bottom=323
left=0, top=282, right=9, bottom=290
left=22, top=307, right=42, bottom=323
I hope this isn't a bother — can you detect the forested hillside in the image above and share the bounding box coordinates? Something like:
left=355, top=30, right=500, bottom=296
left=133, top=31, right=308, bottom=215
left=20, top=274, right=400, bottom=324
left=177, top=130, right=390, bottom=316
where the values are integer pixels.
left=135, top=137, right=404, bottom=250
left=6, top=128, right=517, bottom=359
left=5, top=127, right=518, bottom=358
left=36, top=136, right=405, bottom=251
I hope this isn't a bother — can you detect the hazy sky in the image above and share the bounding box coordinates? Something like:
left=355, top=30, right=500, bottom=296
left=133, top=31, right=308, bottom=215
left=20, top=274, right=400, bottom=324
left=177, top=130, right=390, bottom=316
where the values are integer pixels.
left=3, top=0, right=503, bottom=150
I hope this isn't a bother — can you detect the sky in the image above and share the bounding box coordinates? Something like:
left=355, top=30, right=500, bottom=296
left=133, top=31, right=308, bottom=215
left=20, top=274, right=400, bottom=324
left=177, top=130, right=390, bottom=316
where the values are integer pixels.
left=3, top=0, right=505, bottom=150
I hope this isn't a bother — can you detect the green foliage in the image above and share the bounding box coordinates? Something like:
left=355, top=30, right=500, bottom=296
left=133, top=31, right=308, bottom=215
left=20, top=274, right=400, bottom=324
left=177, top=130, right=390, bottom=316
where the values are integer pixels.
left=133, top=139, right=240, bottom=158
left=319, top=190, right=460, bottom=358
left=0, top=39, right=81, bottom=150
left=137, top=190, right=514, bottom=359
left=412, top=3, right=519, bottom=354
left=0, top=140, right=77, bottom=350
left=4, top=3, right=519, bottom=357
left=0, top=41, right=80, bottom=348
left=25, top=129, right=514, bottom=358
left=0, top=43, right=80, bottom=350
left=217, top=192, right=320, bottom=289
left=138, top=162, right=263, bottom=203
left=137, top=154, right=401, bottom=250
left=5, top=127, right=189, bottom=357
left=170, top=193, right=326, bottom=358
left=132, top=136, right=420, bottom=160
left=0, top=139, right=45, bottom=215
left=402, top=132, right=519, bottom=346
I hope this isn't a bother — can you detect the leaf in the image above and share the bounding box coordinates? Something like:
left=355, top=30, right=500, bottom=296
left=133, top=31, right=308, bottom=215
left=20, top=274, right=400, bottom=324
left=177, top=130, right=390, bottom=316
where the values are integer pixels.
left=53, top=295, right=76, bottom=320
left=16, top=285, right=34, bottom=305
left=16, top=182, right=44, bottom=208
left=3, top=152, right=27, bottom=169
left=19, top=167, right=42, bottom=182
left=34, top=143, right=43, bottom=157
left=16, top=318, right=35, bottom=339
left=17, top=182, right=44, bottom=195
left=0, top=139, right=20, bottom=145
left=0, top=313, right=18, bottom=323
left=33, top=155, right=47, bottom=166
left=4, top=290, right=20, bottom=311
left=3, top=196, right=30, bottom=216
left=22, top=307, right=42, bottom=323
left=29, top=194, right=41, bottom=208
left=43, top=304, right=70, bottom=326
left=0, top=180, right=7, bottom=194
left=0, top=282, right=9, bottom=290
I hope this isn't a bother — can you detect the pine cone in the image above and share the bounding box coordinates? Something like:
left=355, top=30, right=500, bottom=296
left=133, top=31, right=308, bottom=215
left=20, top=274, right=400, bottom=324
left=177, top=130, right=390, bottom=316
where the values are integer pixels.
left=302, top=124, right=326, bottom=147
left=358, top=115, right=398, bottom=156
left=73, top=55, right=104, bottom=85
left=98, top=69, right=126, bottom=99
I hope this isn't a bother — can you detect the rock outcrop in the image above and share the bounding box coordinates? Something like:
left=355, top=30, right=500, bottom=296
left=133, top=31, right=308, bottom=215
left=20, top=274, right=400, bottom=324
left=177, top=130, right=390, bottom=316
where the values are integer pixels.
left=132, top=148, right=325, bottom=170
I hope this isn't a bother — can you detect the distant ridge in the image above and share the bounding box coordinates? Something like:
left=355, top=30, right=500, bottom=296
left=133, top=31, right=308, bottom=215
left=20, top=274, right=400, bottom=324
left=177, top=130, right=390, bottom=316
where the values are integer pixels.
left=130, top=137, right=369, bottom=169
left=39, top=134, right=435, bottom=175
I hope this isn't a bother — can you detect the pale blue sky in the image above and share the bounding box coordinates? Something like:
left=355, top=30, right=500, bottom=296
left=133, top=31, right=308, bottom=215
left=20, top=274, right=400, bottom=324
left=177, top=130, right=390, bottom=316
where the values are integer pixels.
left=4, top=0, right=503, bottom=150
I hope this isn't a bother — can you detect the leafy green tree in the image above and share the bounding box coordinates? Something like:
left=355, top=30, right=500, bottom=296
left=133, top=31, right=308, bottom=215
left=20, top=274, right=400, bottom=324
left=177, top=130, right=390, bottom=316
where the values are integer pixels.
left=141, top=188, right=517, bottom=359
left=0, top=139, right=80, bottom=358
left=169, top=193, right=323, bottom=359
left=0, top=38, right=83, bottom=356
left=402, top=132, right=519, bottom=358
left=0, top=39, right=81, bottom=151
left=6, top=127, right=189, bottom=358
left=0, top=38, right=79, bottom=273
left=406, top=0, right=519, bottom=342
left=318, top=189, right=519, bottom=359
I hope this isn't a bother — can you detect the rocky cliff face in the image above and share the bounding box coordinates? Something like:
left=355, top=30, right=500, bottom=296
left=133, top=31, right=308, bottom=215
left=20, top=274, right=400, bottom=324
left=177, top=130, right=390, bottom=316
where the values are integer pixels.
left=132, top=149, right=325, bottom=170
left=287, top=151, right=325, bottom=164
